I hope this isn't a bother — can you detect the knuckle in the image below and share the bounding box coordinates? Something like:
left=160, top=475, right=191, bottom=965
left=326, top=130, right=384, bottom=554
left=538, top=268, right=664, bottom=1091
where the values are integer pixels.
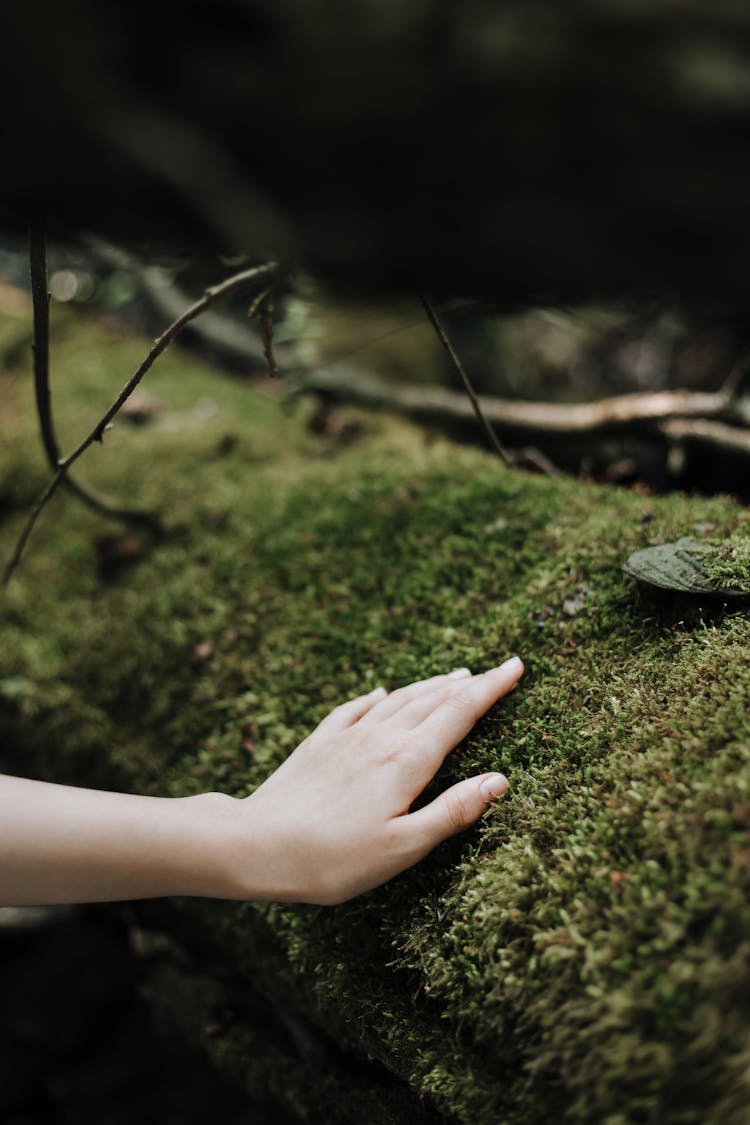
left=379, top=731, right=410, bottom=762
left=443, top=690, right=472, bottom=717
left=388, top=684, right=412, bottom=708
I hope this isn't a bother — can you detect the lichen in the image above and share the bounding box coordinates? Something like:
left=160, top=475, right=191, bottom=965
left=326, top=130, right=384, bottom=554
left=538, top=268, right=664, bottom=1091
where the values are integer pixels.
left=3, top=309, right=750, bottom=1123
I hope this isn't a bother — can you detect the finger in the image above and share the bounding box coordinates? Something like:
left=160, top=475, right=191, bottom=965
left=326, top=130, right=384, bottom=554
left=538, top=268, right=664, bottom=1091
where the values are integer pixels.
left=404, top=772, right=509, bottom=847
left=314, top=686, right=388, bottom=735
left=415, top=658, right=523, bottom=749
left=358, top=668, right=472, bottom=726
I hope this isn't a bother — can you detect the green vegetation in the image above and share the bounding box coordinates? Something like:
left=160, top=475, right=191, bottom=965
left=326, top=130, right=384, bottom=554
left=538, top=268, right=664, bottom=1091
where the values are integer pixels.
left=706, top=537, right=750, bottom=592
left=2, top=310, right=750, bottom=1123
left=622, top=536, right=750, bottom=598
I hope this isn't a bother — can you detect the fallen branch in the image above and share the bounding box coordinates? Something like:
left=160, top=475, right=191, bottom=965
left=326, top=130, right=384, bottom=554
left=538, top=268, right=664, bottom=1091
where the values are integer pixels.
left=3, top=260, right=277, bottom=587
left=29, top=224, right=157, bottom=526
left=296, top=366, right=750, bottom=437
left=660, top=418, right=750, bottom=457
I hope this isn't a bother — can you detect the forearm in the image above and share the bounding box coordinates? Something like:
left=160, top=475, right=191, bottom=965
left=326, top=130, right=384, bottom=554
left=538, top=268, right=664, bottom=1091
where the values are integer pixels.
left=0, top=774, right=243, bottom=906
left=0, top=661, right=522, bottom=908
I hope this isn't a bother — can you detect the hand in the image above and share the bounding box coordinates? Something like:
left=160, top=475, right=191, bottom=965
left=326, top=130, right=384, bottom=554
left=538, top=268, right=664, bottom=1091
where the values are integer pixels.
left=226, top=658, right=524, bottom=905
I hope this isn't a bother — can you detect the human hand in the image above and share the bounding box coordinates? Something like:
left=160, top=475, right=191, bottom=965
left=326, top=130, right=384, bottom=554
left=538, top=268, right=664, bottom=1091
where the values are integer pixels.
left=0, top=660, right=522, bottom=908
left=226, top=658, right=524, bottom=905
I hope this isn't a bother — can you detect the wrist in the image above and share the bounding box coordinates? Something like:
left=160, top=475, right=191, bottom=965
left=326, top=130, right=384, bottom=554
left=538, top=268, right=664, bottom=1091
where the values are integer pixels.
left=181, top=791, right=252, bottom=900
left=203, top=789, right=329, bottom=905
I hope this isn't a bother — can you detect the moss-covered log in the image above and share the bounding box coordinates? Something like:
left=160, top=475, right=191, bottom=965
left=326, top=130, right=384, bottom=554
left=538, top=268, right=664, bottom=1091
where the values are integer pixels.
left=2, top=314, right=750, bottom=1122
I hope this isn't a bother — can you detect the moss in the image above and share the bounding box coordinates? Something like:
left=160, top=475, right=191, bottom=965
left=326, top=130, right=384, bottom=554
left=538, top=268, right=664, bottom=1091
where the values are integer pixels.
left=705, top=537, right=750, bottom=592
left=3, top=309, right=750, bottom=1122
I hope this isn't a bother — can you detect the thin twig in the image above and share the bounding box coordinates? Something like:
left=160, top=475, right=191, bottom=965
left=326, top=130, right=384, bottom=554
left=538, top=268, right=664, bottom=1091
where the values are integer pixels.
left=260, top=296, right=279, bottom=378
left=247, top=282, right=279, bottom=378
left=512, top=446, right=562, bottom=477
left=419, top=294, right=512, bottom=466
left=85, top=236, right=283, bottom=370
left=247, top=286, right=271, bottom=320
left=29, top=223, right=55, bottom=468
left=29, top=223, right=157, bottom=525
left=719, top=351, right=750, bottom=403
left=1, top=471, right=63, bottom=588
left=3, top=260, right=277, bottom=587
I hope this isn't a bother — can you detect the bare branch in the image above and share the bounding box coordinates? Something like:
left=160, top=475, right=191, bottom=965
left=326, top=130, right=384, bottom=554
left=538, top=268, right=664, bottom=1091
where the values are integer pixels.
left=718, top=352, right=750, bottom=404
left=3, top=260, right=277, bottom=587
left=298, top=366, right=750, bottom=436
left=1, top=471, right=63, bottom=588
left=29, top=222, right=55, bottom=468
left=84, top=236, right=288, bottom=371
left=59, top=260, right=273, bottom=459
left=511, top=446, right=562, bottom=477
left=247, top=280, right=279, bottom=379
left=29, top=223, right=159, bottom=525
left=247, top=286, right=270, bottom=320
left=419, top=295, right=511, bottom=466
left=660, top=418, right=750, bottom=457
left=260, top=296, right=279, bottom=379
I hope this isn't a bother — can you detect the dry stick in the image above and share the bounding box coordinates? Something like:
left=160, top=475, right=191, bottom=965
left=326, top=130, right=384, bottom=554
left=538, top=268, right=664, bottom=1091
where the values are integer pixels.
left=3, top=260, right=277, bottom=587
left=300, top=366, right=750, bottom=433
left=718, top=351, right=750, bottom=403
left=247, top=280, right=278, bottom=379
left=247, top=286, right=270, bottom=319
left=419, top=294, right=512, bottom=466
left=29, top=224, right=157, bottom=526
left=260, top=297, right=279, bottom=378
left=86, top=236, right=277, bottom=371
left=657, top=352, right=750, bottom=470
left=660, top=417, right=750, bottom=457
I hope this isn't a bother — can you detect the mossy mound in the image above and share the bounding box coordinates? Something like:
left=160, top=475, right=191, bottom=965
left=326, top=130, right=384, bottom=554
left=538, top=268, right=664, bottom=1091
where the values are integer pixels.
left=3, top=312, right=750, bottom=1123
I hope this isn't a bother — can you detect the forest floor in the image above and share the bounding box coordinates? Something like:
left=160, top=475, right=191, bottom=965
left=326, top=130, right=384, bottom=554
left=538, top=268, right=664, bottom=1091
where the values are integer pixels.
left=3, top=297, right=750, bottom=1124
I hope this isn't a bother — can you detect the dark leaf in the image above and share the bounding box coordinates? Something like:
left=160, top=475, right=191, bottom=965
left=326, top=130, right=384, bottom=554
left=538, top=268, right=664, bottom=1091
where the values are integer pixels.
left=623, top=537, right=750, bottom=599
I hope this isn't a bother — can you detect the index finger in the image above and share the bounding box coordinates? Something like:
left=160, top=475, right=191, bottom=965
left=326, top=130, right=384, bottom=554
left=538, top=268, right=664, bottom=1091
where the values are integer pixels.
left=416, top=657, right=524, bottom=755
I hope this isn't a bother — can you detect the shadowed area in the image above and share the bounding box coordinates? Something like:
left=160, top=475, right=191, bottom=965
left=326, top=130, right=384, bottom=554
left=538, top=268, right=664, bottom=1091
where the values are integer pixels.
left=3, top=1, right=750, bottom=304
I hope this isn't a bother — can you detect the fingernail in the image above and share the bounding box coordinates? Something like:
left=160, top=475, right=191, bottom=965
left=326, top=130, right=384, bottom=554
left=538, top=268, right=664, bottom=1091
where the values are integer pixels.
left=479, top=773, right=508, bottom=801
left=449, top=667, right=472, bottom=679
left=497, top=656, right=523, bottom=677
left=371, top=686, right=388, bottom=697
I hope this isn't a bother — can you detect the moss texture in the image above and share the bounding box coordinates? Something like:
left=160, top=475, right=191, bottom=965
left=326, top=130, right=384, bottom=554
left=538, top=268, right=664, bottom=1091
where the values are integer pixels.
left=706, top=538, right=750, bottom=592
left=3, top=311, right=750, bottom=1123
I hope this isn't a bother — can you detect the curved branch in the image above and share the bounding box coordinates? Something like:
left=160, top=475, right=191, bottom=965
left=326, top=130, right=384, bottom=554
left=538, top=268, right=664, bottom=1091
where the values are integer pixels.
left=29, top=223, right=159, bottom=525
left=83, top=236, right=291, bottom=371
left=3, top=260, right=278, bottom=587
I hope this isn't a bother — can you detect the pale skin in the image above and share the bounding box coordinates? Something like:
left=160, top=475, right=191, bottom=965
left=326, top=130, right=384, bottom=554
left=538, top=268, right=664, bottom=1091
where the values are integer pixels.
left=0, top=657, right=523, bottom=908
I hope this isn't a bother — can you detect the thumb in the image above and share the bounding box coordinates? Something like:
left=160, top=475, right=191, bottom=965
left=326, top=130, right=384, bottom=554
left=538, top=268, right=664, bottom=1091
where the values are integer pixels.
left=405, top=772, right=509, bottom=845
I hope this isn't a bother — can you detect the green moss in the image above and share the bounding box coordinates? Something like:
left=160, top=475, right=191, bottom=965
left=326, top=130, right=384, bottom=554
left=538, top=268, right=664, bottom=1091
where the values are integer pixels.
left=3, top=309, right=750, bottom=1123
left=705, top=537, right=750, bottom=591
